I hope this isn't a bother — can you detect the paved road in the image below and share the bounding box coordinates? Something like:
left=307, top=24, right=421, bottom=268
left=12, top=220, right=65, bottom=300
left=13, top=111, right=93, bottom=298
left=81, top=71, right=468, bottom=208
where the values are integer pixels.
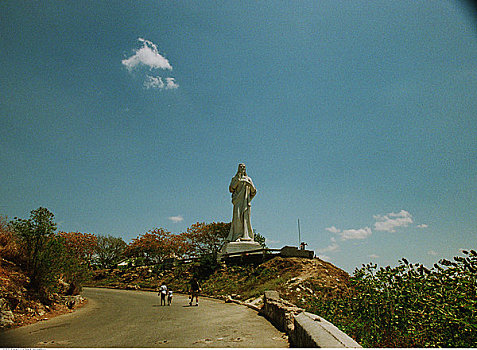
left=0, top=287, right=288, bottom=348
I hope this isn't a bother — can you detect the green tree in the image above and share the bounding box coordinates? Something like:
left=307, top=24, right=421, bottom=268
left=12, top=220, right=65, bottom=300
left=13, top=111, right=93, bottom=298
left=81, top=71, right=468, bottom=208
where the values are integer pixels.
left=10, top=207, right=63, bottom=296
left=253, top=230, right=267, bottom=248
left=94, top=235, right=127, bottom=268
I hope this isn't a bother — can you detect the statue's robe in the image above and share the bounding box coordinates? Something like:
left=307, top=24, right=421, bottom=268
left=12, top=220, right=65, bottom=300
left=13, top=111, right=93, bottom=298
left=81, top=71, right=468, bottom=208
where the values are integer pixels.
left=227, top=174, right=257, bottom=242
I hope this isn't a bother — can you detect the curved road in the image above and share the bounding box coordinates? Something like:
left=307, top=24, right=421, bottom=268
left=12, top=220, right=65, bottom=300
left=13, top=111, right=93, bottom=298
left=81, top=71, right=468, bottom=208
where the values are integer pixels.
left=0, top=287, right=288, bottom=348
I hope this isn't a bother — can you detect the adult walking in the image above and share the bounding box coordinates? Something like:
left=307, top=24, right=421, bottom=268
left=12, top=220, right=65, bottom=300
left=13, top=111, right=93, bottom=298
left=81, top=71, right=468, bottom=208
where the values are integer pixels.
left=159, top=282, right=167, bottom=306
left=189, top=277, right=201, bottom=306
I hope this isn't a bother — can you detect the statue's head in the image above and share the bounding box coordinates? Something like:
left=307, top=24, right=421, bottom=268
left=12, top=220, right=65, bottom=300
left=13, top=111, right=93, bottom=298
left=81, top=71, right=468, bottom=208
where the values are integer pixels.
left=237, top=163, right=246, bottom=176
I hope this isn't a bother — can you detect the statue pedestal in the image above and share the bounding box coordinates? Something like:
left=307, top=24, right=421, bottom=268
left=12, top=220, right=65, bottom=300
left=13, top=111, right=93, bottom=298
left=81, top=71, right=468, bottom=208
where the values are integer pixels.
left=222, top=240, right=263, bottom=254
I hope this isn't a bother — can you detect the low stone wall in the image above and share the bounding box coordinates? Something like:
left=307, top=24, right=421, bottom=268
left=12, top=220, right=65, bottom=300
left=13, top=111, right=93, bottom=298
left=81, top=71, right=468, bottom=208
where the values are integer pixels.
left=261, top=291, right=303, bottom=334
left=261, top=291, right=361, bottom=348
left=280, top=246, right=314, bottom=258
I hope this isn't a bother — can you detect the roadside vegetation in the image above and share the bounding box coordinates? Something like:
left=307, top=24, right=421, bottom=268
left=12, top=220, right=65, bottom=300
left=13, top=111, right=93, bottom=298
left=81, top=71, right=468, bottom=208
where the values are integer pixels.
left=298, top=250, right=477, bottom=347
left=4, top=208, right=91, bottom=301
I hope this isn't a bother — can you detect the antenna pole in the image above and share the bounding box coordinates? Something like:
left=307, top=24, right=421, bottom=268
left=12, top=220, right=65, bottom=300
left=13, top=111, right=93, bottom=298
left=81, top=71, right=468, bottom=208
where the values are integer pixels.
left=298, top=218, right=301, bottom=246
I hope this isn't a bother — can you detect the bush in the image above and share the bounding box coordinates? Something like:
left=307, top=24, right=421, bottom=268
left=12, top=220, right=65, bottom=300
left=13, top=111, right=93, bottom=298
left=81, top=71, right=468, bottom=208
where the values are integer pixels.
left=10, top=208, right=60, bottom=295
left=302, top=250, right=477, bottom=347
left=195, top=254, right=220, bottom=278
left=9, top=208, right=90, bottom=299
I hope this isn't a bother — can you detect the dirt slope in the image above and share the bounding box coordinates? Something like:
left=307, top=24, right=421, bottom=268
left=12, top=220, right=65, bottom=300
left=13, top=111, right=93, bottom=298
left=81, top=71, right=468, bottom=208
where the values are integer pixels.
left=88, top=256, right=351, bottom=307
left=0, top=258, right=85, bottom=330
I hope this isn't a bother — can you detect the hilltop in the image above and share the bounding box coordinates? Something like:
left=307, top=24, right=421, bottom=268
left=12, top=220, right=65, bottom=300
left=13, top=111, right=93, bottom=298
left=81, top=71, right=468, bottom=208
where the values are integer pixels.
left=86, top=256, right=351, bottom=306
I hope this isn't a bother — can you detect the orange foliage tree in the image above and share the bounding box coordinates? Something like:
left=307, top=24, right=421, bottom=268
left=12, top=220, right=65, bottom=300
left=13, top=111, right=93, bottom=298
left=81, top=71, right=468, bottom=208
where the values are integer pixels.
left=182, top=222, right=230, bottom=258
left=58, top=231, right=98, bottom=265
left=125, top=228, right=190, bottom=264
left=168, top=233, right=191, bottom=259
left=0, top=216, right=20, bottom=263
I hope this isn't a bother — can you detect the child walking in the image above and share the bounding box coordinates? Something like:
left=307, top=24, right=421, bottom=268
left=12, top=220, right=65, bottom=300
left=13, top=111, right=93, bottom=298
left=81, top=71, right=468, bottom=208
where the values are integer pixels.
left=167, top=290, right=173, bottom=305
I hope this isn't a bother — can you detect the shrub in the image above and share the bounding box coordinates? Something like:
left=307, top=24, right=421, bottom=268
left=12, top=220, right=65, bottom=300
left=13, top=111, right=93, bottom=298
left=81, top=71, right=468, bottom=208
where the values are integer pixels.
left=301, top=250, right=477, bottom=347
left=10, top=208, right=60, bottom=295
left=9, top=208, right=91, bottom=299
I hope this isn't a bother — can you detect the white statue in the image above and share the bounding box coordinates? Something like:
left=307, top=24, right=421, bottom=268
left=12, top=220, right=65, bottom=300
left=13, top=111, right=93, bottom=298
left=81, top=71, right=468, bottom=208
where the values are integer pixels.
left=227, top=163, right=257, bottom=242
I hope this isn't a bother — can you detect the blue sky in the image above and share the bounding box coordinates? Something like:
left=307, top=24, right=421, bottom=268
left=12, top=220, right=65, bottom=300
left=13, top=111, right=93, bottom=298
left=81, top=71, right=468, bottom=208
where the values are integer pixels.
left=1, top=1, right=476, bottom=272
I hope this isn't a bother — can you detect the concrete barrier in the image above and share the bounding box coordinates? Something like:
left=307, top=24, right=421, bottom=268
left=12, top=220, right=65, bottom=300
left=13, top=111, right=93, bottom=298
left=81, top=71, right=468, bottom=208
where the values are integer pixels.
left=262, top=291, right=303, bottom=335
left=261, top=291, right=361, bottom=348
left=280, top=246, right=314, bottom=258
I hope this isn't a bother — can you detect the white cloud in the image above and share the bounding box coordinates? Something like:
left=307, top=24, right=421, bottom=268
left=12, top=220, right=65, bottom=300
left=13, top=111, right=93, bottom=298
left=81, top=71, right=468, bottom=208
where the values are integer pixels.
left=326, top=225, right=371, bottom=240
left=374, top=210, right=413, bottom=232
left=325, top=226, right=341, bottom=234
left=318, top=241, right=339, bottom=253
left=417, top=224, right=428, bottom=228
left=144, top=75, right=164, bottom=89
left=368, top=254, right=379, bottom=259
left=122, top=38, right=172, bottom=71
left=427, top=250, right=438, bottom=256
left=168, top=215, right=184, bottom=223
left=144, top=76, right=179, bottom=90
left=123, top=38, right=179, bottom=90
left=340, top=227, right=372, bottom=240
left=265, top=238, right=281, bottom=246
left=165, top=77, right=179, bottom=89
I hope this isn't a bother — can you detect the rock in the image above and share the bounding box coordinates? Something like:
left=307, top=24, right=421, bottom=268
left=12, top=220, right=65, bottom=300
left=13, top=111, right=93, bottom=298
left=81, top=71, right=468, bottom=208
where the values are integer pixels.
left=35, top=304, right=46, bottom=316
left=63, top=295, right=85, bottom=309
left=288, top=277, right=301, bottom=284
left=245, top=296, right=263, bottom=306
left=0, top=310, right=15, bottom=328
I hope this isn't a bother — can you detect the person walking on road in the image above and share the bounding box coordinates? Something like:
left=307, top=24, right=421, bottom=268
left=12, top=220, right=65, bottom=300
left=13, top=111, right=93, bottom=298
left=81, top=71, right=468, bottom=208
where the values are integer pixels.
left=167, top=290, right=173, bottom=306
left=159, top=282, right=167, bottom=306
left=189, top=277, right=201, bottom=306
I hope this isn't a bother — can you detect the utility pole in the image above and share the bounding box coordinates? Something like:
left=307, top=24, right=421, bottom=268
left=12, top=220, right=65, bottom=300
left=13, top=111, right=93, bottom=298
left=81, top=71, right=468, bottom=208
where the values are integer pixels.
left=297, top=218, right=301, bottom=246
